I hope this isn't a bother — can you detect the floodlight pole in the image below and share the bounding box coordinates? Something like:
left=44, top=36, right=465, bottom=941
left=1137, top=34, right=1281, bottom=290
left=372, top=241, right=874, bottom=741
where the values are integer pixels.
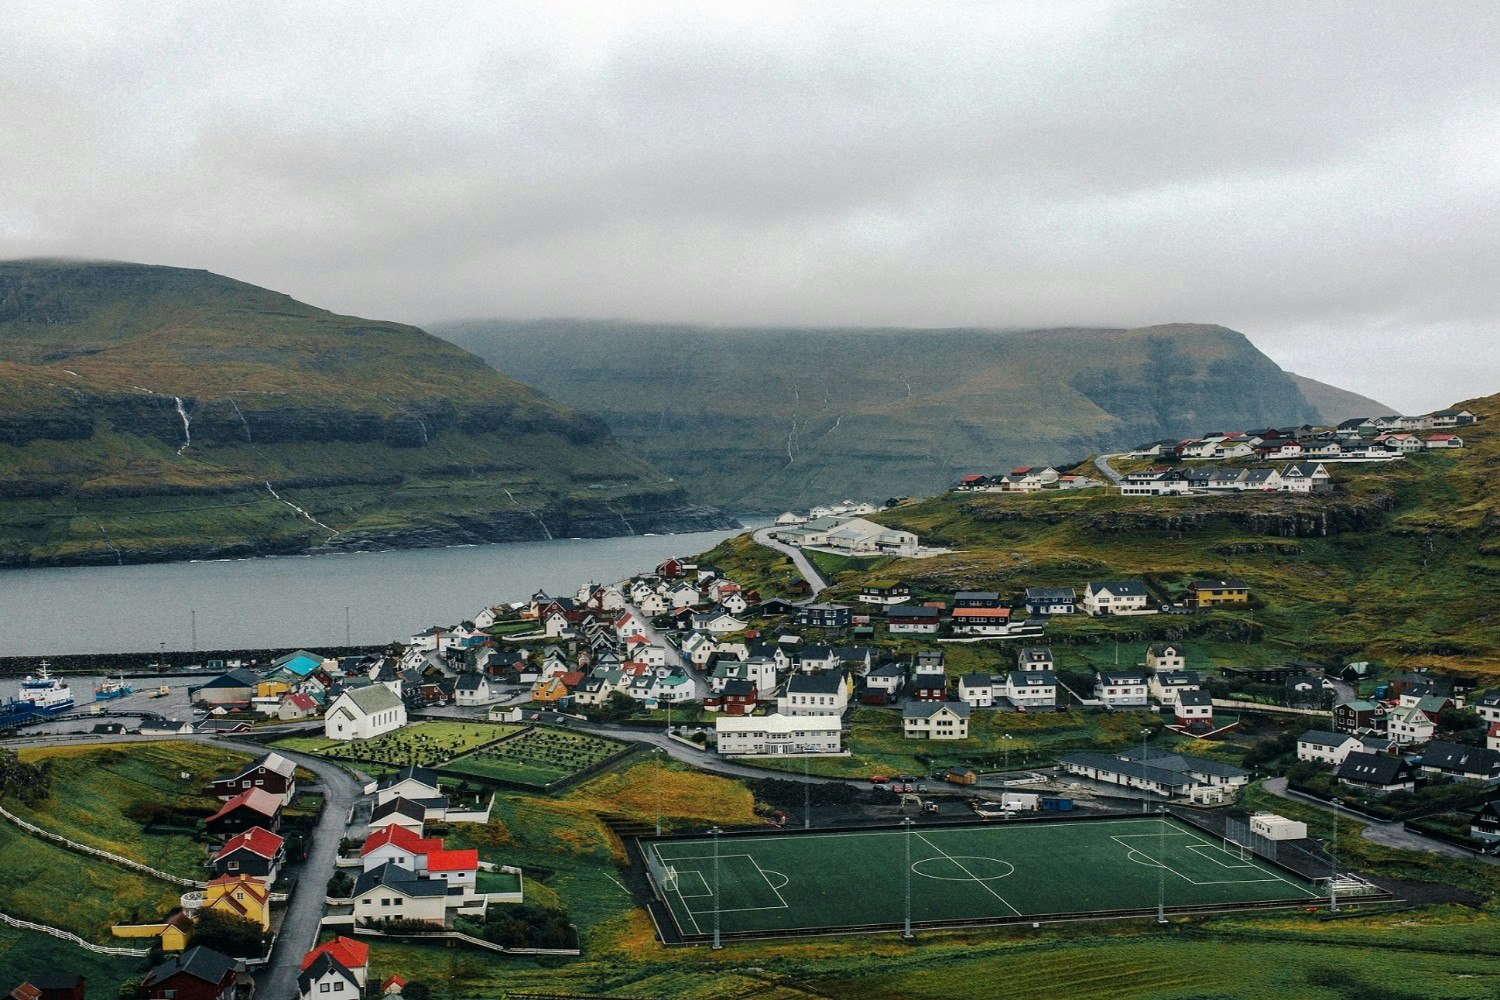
left=1157, top=804, right=1168, bottom=924
left=1003, top=733, right=1012, bottom=776
left=654, top=748, right=663, bottom=837
left=1140, top=727, right=1152, bottom=814
left=902, top=816, right=914, bottom=938
left=803, top=748, right=811, bottom=830
left=712, top=825, right=723, bottom=949
left=1330, top=798, right=1341, bottom=913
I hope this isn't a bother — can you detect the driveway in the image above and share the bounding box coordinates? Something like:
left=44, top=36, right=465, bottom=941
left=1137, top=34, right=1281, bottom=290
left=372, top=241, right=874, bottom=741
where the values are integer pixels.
left=217, top=739, right=368, bottom=999
left=751, top=526, right=828, bottom=592
left=1261, top=776, right=1497, bottom=865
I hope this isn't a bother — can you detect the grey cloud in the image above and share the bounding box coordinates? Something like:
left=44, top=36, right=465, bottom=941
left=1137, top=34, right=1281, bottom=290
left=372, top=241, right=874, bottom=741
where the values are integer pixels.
left=2, top=1, right=1497, bottom=411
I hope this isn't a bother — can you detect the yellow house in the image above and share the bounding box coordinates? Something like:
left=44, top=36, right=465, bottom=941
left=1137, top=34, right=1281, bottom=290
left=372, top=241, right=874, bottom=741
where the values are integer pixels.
left=203, top=874, right=271, bottom=930
left=1187, top=579, right=1250, bottom=608
left=256, top=679, right=291, bottom=699
left=531, top=677, right=568, bottom=703
left=111, top=910, right=193, bottom=951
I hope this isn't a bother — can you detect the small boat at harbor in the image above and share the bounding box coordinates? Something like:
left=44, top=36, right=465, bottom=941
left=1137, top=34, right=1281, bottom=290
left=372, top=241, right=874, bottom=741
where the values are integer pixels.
left=94, top=677, right=134, bottom=701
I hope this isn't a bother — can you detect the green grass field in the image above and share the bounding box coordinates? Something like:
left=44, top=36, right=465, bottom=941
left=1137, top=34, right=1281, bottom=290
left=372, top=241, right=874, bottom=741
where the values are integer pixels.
left=648, top=817, right=1325, bottom=938
left=439, top=726, right=631, bottom=787
left=273, top=721, right=523, bottom=772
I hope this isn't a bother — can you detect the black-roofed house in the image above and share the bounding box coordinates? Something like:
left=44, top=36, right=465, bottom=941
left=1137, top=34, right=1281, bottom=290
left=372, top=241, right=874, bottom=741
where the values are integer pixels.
left=369, top=798, right=427, bottom=835
left=142, top=946, right=237, bottom=1000
left=1095, top=669, right=1149, bottom=709
left=1296, top=730, right=1362, bottom=765
left=888, top=605, right=942, bottom=634
left=956, top=674, right=996, bottom=708
left=298, top=953, right=360, bottom=1000
left=1173, top=688, right=1215, bottom=731
left=353, top=862, right=451, bottom=927
left=1417, top=742, right=1500, bottom=785
left=1470, top=800, right=1500, bottom=843
left=1336, top=752, right=1416, bottom=794
left=1081, top=581, right=1151, bottom=616
left=778, top=671, right=848, bottom=717
left=1058, top=748, right=1249, bottom=802
left=1024, top=588, right=1076, bottom=615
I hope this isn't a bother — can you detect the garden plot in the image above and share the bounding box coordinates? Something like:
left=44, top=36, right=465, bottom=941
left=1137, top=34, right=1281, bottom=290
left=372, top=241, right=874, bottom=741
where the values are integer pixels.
left=440, top=726, right=633, bottom=788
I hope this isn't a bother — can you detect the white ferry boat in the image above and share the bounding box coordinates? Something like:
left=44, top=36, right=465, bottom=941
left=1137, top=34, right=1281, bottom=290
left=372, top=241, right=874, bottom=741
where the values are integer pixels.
left=16, top=661, right=74, bottom=713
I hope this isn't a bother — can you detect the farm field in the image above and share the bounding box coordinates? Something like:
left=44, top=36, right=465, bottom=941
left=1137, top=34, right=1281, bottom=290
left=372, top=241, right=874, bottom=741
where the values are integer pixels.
left=646, top=817, right=1326, bottom=939
left=440, top=726, right=632, bottom=787
left=272, top=721, right=523, bottom=773
left=11, top=741, right=255, bottom=879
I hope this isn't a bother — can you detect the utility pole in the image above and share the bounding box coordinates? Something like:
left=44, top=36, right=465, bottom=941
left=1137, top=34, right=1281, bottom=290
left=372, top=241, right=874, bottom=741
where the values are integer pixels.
left=711, top=825, right=723, bottom=949
left=190, top=609, right=197, bottom=654
left=345, top=605, right=351, bottom=646
left=1330, top=798, right=1341, bottom=913
left=902, top=816, right=915, bottom=938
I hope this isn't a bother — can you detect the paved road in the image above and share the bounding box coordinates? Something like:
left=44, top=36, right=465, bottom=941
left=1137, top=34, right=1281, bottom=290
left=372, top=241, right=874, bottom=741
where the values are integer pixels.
left=751, top=526, right=829, bottom=592
left=217, top=739, right=368, bottom=1000
left=1261, top=777, right=1497, bottom=865
left=1093, top=453, right=1125, bottom=484
left=624, top=600, right=709, bottom=699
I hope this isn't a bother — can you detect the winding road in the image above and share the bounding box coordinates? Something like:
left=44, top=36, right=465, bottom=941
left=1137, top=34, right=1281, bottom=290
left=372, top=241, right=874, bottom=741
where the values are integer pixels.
left=1093, top=453, right=1126, bottom=484
left=1261, top=776, right=1497, bottom=865
left=751, top=526, right=829, bottom=592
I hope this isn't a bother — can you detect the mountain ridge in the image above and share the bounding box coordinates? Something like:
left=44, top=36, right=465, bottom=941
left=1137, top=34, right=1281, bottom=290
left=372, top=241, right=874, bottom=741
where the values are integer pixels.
left=436, top=318, right=1330, bottom=510
left=0, top=260, right=734, bottom=566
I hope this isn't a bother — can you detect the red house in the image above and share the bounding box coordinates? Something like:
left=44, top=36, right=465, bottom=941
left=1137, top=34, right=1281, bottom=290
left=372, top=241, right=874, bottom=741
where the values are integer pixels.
left=204, top=787, right=283, bottom=837
left=206, top=751, right=298, bottom=805
left=8, top=973, right=85, bottom=1000
left=212, top=826, right=286, bottom=880
left=705, top=680, right=758, bottom=715
left=142, top=947, right=237, bottom=1000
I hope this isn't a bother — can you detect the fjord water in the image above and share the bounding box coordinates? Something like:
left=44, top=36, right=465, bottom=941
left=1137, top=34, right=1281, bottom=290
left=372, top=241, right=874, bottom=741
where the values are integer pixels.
left=0, top=526, right=754, bottom=657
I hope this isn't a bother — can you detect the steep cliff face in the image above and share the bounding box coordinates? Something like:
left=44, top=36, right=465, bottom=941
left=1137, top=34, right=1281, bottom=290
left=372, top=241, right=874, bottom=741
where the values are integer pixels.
left=437, top=319, right=1325, bottom=510
left=0, top=260, right=734, bottom=566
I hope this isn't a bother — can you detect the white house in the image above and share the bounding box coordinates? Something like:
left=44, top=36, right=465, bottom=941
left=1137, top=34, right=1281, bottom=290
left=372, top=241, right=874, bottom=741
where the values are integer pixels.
left=1146, top=644, right=1186, bottom=673
left=1003, top=670, right=1057, bottom=710
left=324, top=686, right=407, bottom=741
left=957, top=674, right=996, bottom=708
left=902, top=700, right=971, bottom=740
left=888, top=606, right=942, bottom=634
left=1082, top=581, right=1152, bottom=616
left=1149, top=670, right=1201, bottom=707
left=298, top=954, right=362, bottom=1000
left=1280, top=462, right=1333, bottom=493
left=1386, top=704, right=1437, bottom=745
left=715, top=714, right=842, bottom=756
left=779, top=671, right=848, bottom=717
left=1095, top=670, right=1149, bottom=709
left=352, top=863, right=452, bottom=926
left=1295, top=730, right=1363, bottom=766
left=453, top=674, right=497, bottom=707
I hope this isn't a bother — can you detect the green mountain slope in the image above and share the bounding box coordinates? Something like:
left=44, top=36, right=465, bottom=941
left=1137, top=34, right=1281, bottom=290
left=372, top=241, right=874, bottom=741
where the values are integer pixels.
left=0, top=260, right=732, bottom=566
left=1290, top=374, right=1396, bottom=424
left=437, top=319, right=1325, bottom=511
left=796, top=393, right=1499, bottom=677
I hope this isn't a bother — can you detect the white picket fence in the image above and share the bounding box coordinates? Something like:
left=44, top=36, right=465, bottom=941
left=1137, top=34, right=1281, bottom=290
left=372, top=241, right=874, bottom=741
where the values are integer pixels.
left=0, top=909, right=149, bottom=958
left=0, top=801, right=206, bottom=888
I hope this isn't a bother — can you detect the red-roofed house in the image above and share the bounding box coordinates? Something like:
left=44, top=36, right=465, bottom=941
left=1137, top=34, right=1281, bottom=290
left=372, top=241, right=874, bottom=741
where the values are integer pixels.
left=1488, top=722, right=1499, bottom=752
left=301, top=936, right=369, bottom=988
left=204, top=787, right=283, bottom=837
left=950, top=606, right=1013, bottom=635
left=424, top=848, right=480, bottom=890
left=278, top=692, right=319, bottom=721
left=361, top=826, right=443, bottom=872
left=211, top=827, right=286, bottom=881
left=382, top=975, right=408, bottom=996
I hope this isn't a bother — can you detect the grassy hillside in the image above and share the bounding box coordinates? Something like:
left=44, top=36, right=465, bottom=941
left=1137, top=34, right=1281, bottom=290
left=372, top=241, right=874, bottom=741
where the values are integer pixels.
left=794, top=393, right=1499, bottom=675
left=0, top=261, right=732, bottom=565
left=1290, top=373, right=1397, bottom=424
left=436, top=318, right=1326, bottom=510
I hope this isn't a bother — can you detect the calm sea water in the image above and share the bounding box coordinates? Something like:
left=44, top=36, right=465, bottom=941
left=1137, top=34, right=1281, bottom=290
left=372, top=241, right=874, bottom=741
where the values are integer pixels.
left=0, top=525, right=757, bottom=657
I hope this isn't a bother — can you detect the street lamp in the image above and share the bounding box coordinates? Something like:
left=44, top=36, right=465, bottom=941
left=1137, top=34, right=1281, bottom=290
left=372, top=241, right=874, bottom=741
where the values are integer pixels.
left=803, top=746, right=812, bottom=830
left=711, top=825, right=723, bottom=949
left=1002, top=733, right=1013, bottom=777
left=1330, top=798, right=1341, bottom=913
left=902, top=816, right=915, bottom=938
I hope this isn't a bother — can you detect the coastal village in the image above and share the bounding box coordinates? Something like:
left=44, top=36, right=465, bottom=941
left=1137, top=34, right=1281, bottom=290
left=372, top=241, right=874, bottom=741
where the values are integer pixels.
left=0, top=405, right=1496, bottom=999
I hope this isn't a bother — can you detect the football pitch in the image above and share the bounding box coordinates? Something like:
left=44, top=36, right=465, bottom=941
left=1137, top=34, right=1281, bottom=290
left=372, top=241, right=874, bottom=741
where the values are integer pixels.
left=644, top=816, right=1326, bottom=939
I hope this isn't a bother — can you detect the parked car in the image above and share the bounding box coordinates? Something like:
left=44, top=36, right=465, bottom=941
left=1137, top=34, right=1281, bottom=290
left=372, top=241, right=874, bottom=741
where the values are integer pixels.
left=870, top=775, right=890, bottom=784
left=897, top=774, right=917, bottom=783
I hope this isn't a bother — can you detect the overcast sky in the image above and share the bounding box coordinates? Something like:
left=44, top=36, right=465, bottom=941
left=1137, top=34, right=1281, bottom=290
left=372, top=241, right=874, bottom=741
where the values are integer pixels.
left=3, top=2, right=1496, bottom=412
